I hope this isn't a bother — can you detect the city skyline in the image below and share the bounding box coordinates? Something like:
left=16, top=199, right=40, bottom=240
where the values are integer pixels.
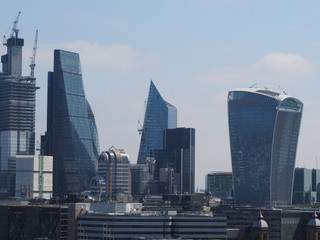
left=1, top=1, right=320, bottom=189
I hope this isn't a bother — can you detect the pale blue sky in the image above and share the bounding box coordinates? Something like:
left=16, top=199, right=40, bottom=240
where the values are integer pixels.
left=1, top=1, right=320, bottom=189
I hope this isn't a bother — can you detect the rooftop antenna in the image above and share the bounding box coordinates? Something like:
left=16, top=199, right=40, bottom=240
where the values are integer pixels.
left=29, top=29, right=38, bottom=78
left=249, top=83, right=257, bottom=88
left=278, top=85, right=287, bottom=95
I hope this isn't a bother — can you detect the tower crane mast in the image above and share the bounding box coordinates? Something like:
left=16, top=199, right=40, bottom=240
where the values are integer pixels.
left=11, top=11, right=21, bottom=38
left=30, top=30, right=38, bottom=78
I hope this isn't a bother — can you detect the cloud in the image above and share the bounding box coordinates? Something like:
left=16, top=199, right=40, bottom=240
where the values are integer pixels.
left=200, top=52, right=317, bottom=84
left=36, top=41, right=153, bottom=71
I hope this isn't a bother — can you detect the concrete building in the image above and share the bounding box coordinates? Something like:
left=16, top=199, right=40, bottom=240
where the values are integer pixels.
left=0, top=14, right=39, bottom=198
left=228, top=88, right=303, bottom=206
left=14, top=155, right=53, bottom=199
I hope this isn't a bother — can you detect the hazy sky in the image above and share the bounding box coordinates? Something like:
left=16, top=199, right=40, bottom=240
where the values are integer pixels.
left=1, top=1, right=320, bottom=189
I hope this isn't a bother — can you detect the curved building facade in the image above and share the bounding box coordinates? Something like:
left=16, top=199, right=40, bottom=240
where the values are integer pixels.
left=43, top=50, right=100, bottom=196
left=137, top=81, right=177, bottom=163
left=228, top=88, right=303, bottom=206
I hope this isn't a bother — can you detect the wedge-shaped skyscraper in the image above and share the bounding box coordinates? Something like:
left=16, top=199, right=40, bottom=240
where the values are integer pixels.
left=43, top=50, right=100, bottom=196
left=228, top=88, right=303, bottom=206
left=137, top=81, right=177, bottom=163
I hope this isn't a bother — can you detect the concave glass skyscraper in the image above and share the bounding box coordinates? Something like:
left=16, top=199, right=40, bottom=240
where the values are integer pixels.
left=137, top=81, right=177, bottom=163
left=228, top=88, right=303, bottom=206
left=43, top=50, right=100, bottom=196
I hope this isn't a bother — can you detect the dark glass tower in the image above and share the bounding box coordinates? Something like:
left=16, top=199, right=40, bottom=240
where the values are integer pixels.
left=154, top=127, right=195, bottom=194
left=0, top=32, right=38, bottom=198
left=43, top=49, right=100, bottom=196
left=137, top=81, right=177, bottom=163
left=228, top=88, right=303, bottom=206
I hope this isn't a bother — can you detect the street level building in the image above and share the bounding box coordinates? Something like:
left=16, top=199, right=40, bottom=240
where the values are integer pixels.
left=77, top=212, right=227, bottom=239
left=42, top=49, right=100, bottom=196
left=228, top=88, right=303, bottom=206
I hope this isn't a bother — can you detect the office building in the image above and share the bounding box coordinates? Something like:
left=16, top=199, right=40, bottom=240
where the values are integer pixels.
left=137, top=80, right=177, bottom=163
left=0, top=23, right=38, bottom=198
left=292, top=168, right=320, bottom=205
left=14, top=155, right=53, bottom=199
left=228, top=88, right=303, bottom=206
left=77, top=212, right=227, bottom=239
left=206, top=172, right=233, bottom=199
left=130, top=163, right=150, bottom=196
left=42, top=50, right=100, bottom=196
left=98, top=146, right=131, bottom=202
left=154, top=127, right=195, bottom=195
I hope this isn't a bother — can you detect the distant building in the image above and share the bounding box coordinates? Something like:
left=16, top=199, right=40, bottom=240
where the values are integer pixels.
left=77, top=212, right=227, bottom=239
left=137, top=80, right=177, bottom=163
left=0, top=22, right=39, bottom=198
left=154, top=127, right=195, bottom=195
left=292, top=168, right=320, bottom=205
left=206, top=172, right=233, bottom=199
left=14, top=155, right=53, bottom=199
left=214, top=205, right=318, bottom=239
left=130, top=163, right=150, bottom=196
left=228, top=88, right=303, bottom=206
left=98, top=147, right=131, bottom=202
left=42, top=49, right=100, bottom=196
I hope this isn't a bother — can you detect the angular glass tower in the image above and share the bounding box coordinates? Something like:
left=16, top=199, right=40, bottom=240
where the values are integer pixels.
left=228, top=88, right=303, bottom=206
left=137, top=81, right=177, bottom=163
left=0, top=33, right=38, bottom=198
left=43, top=50, right=100, bottom=196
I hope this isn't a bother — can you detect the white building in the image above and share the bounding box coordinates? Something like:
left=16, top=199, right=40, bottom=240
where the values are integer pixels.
left=14, top=155, right=53, bottom=199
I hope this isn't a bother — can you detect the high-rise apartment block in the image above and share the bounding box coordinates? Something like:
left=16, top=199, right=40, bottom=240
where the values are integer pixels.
left=0, top=23, right=38, bottom=198
left=228, top=88, right=303, bottom=206
left=42, top=50, right=100, bottom=196
left=137, top=80, right=177, bottom=163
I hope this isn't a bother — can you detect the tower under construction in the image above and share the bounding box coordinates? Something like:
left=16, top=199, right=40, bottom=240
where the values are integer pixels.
left=0, top=13, right=39, bottom=198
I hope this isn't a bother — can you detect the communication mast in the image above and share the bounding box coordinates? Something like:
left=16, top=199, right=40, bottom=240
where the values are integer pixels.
left=30, top=30, right=38, bottom=78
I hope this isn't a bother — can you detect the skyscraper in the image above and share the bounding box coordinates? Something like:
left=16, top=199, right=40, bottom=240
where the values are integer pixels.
left=228, top=88, right=303, bottom=206
left=0, top=27, right=38, bottom=197
left=43, top=49, right=100, bottom=196
left=137, top=80, right=177, bottom=163
left=153, top=127, right=195, bottom=195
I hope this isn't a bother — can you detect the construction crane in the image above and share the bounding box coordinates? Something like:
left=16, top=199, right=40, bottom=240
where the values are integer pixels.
left=11, top=11, right=21, bottom=38
left=30, top=30, right=38, bottom=78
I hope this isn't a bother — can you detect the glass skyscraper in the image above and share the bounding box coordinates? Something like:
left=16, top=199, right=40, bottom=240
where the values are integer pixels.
left=228, top=88, right=303, bottom=206
left=0, top=33, right=38, bottom=198
left=137, top=80, right=177, bottom=163
left=43, top=49, right=100, bottom=196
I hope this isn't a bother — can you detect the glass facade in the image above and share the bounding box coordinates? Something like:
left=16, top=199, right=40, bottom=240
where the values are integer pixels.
left=43, top=50, right=100, bottom=196
left=137, top=81, right=177, bottom=163
left=228, top=88, right=303, bottom=206
left=206, top=172, right=233, bottom=199
left=156, top=127, right=195, bottom=194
